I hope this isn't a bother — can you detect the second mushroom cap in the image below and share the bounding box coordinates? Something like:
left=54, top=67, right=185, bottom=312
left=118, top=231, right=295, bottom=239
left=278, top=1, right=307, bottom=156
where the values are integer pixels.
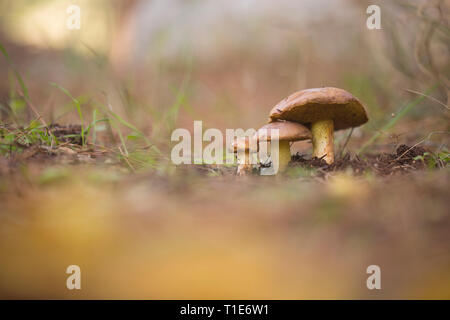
left=255, top=120, right=311, bottom=173
left=255, top=120, right=312, bottom=142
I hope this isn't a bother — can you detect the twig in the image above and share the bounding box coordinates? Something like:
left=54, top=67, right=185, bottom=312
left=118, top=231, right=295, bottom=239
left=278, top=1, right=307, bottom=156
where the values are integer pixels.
left=17, top=90, right=47, bottom=126
left=118, top=146, right=135, bottom=171
left=394, top=131, right=450, bottom=161
left=339, top=127, right=354, bottom=158
left=404, top=88, right=449, bottom=110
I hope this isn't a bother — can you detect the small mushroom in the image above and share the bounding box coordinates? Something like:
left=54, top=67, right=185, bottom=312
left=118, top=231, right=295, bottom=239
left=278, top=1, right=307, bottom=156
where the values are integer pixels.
left=255, top=120, right=311, bottom=173
left=230, top=136, right=258, bottom=176
left=269, top=87, right=368, bottom=164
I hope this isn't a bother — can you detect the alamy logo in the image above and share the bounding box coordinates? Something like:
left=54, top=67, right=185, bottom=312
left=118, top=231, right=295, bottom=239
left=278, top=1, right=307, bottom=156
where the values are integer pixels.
left=170, top=121, right=280, bottom=175
left=366, top=265, right=381, bottom=290
left=366, top=5, right=381, bottom=30
left=66, top=265, right=81, bottom=290
left=66, top=5, right=81, bottom=30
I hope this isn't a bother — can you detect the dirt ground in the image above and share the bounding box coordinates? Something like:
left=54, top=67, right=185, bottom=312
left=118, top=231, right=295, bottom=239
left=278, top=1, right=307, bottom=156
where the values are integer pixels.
left=1, top=123, right=443, bottom=176
left=0, top=132, right=449, bottom=299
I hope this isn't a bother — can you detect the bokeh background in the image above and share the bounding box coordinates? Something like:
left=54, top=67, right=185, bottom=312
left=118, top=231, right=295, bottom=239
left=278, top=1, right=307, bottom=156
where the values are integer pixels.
left=0, top=0, right=449, bottom=299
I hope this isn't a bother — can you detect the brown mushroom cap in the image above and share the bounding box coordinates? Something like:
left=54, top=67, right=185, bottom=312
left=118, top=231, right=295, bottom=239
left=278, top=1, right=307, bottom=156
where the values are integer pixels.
left=269, top=87, right=368, bottom=131
left=256, top=120, right=311, bottom=142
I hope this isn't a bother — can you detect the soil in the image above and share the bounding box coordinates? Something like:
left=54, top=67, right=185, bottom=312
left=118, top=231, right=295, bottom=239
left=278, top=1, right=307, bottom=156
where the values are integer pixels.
left=0, top=124, right=113, bottom=167
left=48, top=124, right=83, bottom=145
left=0, top=127, right=438, bottom=178
left=290, top=144, right=430, bottom=176
left=174, top=144, right=435, bottom=177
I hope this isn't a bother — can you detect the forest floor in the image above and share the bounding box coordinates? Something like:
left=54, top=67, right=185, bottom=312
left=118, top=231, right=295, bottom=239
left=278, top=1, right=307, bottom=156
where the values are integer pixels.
left=1, top=123, right=449, bottom=299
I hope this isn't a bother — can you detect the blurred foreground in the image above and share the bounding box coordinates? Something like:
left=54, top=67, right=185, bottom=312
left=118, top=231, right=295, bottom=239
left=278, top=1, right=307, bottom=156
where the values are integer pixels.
left=0, top=159, right=449, bottom=299
left=0, top=0, right=449, bottom=299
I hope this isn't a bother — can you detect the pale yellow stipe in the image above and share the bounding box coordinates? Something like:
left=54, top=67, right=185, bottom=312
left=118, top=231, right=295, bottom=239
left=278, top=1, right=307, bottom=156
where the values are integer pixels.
left=311, top=119, right=334, bottom=164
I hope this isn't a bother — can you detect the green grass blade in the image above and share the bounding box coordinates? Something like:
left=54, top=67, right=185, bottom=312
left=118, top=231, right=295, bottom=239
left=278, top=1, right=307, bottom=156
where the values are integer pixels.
left=0, top=43, right=29, bottom=99
left=50, top=82, right=85, bottom=145
left=357, top=84, right=438, bottom=155
left=107, top=109, right=162, bottom=155
left=92, top=109, right=98, bottom=145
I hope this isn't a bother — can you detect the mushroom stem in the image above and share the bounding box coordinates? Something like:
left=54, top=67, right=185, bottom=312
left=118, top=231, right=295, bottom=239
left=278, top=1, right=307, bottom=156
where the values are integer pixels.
left=311, top=119, right=334, bottom=164
left=272, top=140, right=292, bottom=173
left=236, top=151, right=253, bottom=176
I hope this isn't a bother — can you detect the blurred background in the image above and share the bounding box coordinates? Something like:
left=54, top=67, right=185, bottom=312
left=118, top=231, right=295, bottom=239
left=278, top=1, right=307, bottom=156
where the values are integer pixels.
left=0, top=0, right=448, bottom=151
left=0, top=0, right=449, bottom=299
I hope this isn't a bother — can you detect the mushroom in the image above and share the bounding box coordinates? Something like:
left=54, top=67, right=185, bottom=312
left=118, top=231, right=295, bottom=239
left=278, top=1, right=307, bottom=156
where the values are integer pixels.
left=230, top=136, right=258, bottom=176
left=255, top=121, right=311, bottom=173
left=269, top=87, right=368, bottom=164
